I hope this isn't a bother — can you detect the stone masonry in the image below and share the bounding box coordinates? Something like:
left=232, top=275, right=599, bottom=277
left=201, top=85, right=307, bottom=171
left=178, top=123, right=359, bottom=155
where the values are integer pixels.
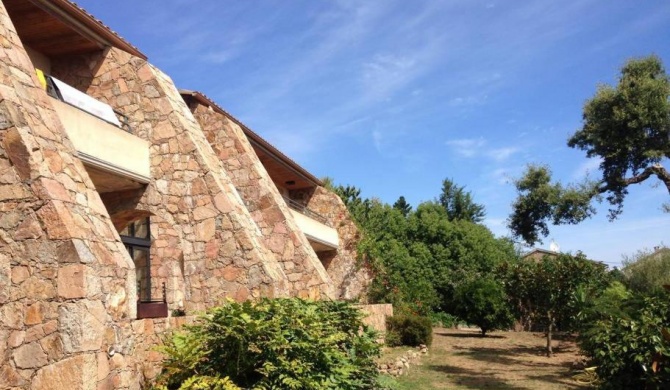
left=50, top=47, right=290, bottom=311
left=186, top=99, right=332, bottom=299
left=0, top=0, right=373, bottom=387
left=291, top=186, right=372, bottom=300
left=0, top=3, right=138, bottom=388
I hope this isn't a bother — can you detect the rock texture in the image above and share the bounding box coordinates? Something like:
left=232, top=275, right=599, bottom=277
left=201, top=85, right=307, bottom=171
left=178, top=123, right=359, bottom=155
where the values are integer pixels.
left=0, top=3, right=136, bottom=388
left=0, top=0, right=372, bottom=387
left=291, top=186, right=372, bottom=299
left=186, top=100, right=332, bottom=299
left=51, top=47, right=290, bottom=311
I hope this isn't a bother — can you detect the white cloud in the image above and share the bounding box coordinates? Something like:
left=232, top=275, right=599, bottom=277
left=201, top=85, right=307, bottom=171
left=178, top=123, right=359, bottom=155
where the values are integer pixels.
left=572, top=157, right=602, bottom=180
left=488, top=147, right=519, bottom=162
left=445, top=137, right=486, bottom=157
left=362, top=54, right=417, bottom=101
left=372, top=130, right=384, bottom=152
left=446, top=139, right=519, bottom=163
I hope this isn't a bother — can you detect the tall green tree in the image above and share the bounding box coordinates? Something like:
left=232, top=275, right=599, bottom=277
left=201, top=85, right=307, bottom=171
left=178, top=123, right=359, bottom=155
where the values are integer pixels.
left=621, top=247, right=670, bottom=295
left=439, top=178, right=486, bottom=223
left=503, top=253, right=609, bottom=356
left=393, top=196, right=412, bottom=217
left=508, top=55, right=670, bottom=245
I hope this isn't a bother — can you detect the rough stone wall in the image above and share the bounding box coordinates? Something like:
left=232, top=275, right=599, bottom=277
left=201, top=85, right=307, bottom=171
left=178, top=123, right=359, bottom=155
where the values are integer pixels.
left=357, top=304, right=393, bottom=335
left=188, top=103, right=332, bottom=299
left=291, top=186, right=371, bottom=300
left=50, top=47, right=290, bottom=312
left=0, top=4, right=142, bottom=388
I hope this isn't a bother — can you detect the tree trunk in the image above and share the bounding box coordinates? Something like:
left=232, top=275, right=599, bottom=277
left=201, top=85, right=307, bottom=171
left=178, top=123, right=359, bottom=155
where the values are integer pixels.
left=546, top=315, right=553, bottom=357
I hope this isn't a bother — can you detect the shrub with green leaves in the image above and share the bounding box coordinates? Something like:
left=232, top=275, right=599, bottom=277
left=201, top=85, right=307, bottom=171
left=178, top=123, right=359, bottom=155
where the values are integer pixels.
left=386, top=314, right=433, bottom=347
left=454, top=277, right=514, bottom=336
left=154, top=298, right=381, bottom=390
left=579, top=293, right=670, bottom=389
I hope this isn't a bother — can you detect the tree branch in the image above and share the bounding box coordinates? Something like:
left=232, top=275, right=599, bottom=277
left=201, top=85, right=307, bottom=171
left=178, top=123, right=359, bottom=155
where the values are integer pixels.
left=597, top=163, right=670, bottom=195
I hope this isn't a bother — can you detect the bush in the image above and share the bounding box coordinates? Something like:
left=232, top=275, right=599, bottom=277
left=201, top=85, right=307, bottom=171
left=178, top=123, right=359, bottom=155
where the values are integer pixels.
left=154, top=298, right=380, bottom=390
left=386, top=314, right=433, bottom=347
left=453, top=277, right=514, bottom=336
left=429, top=311, right=460, bottom=328
left=579, top=293, right=670, bottom=389
left=622, top=248, right=670, bottom=295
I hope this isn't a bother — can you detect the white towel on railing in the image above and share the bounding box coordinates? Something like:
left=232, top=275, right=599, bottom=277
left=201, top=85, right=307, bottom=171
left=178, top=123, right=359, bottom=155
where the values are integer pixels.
left=50, top=76, right=121, bottom=127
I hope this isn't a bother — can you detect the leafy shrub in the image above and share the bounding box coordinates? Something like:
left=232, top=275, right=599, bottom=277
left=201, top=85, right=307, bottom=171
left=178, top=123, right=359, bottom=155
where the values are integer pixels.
left=154, top=375, right=240, bottom=390
left=622, top=248, right=670, bottom=295
left=386, top=314, right=433, bottom=347
left=429, top=311, right=460, bottom=328
left=154, top=298, right=380, bottom=390
left=454, top=277, right=514, bottom=336
left=579, top=293, right=670, bottom=389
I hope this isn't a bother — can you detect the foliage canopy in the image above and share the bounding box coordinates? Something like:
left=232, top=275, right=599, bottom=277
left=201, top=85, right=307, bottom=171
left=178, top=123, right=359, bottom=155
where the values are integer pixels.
left=509, top=55, right=670, bottom=245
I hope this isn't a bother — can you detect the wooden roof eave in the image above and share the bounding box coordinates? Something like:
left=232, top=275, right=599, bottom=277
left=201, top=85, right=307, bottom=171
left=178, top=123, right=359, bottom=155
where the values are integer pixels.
left=180, top=90, right=323, bottom=188
left=29, top=0, right=147, bottom=60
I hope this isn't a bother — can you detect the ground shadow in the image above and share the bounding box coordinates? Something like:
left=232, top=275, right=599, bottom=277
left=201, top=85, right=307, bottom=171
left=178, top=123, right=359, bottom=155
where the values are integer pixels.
left=427, top=364, right=527, bottom=390
left=450, top=345, right=578, bottom=370
left=435, top=331, right=506, bottom=339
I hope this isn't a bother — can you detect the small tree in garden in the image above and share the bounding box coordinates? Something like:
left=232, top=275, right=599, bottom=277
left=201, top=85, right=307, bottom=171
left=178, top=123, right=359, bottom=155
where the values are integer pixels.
left=454, top=277, right=514, bottom=336
left=503, top=253, right=609, bottom=356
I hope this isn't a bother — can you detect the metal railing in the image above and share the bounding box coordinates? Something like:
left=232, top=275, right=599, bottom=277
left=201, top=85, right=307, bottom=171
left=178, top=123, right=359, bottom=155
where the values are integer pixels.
left=282, top=196, right=330, bottom=226
left=44, top=72, right=133, bottom=134
left=138, top=281, right=166, bottom=304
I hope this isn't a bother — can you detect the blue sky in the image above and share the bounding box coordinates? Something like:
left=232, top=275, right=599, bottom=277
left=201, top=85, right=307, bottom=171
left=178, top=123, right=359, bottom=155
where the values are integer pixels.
left=77, top=0, right=670, bottom=267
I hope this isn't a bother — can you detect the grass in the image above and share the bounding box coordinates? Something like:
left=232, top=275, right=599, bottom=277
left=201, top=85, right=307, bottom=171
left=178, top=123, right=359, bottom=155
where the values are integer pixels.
left=384, top=327, right=589, bottom=389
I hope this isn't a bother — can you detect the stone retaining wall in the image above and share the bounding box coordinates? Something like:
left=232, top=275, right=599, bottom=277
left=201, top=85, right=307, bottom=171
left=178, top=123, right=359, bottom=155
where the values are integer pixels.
left=357, top=303, right=394, bottom=335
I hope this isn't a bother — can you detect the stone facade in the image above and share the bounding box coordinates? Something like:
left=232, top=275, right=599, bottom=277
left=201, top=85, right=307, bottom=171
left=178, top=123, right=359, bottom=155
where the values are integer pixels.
left=291, top=186, right=372, bottom=300
left=186, top=101, right=332, bottom=299
left=0, top=3, right=138, bottom=387
left=0, top=0, right=372, bottom=388
left=50, top=47, right=291, bottom=311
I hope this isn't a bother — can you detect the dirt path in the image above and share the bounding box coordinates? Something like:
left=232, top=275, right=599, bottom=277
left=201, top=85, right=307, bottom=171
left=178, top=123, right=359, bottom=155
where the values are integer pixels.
left=394, top=328, right=588, bottom=389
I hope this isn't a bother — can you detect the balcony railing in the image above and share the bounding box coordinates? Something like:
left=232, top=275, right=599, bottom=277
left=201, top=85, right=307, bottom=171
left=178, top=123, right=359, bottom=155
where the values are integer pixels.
left=283, top=196, right=330, bottom=226
left=39, top=69, right=133, bottom=133
left=137, top=282, right=168, bottom=319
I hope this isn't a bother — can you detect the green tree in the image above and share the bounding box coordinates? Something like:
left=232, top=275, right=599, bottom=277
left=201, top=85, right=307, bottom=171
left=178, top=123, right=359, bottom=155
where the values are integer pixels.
left=503, top=253, right=609, bottom=356
left=622, top=247, right=670, bottom=295
left=454, top=277, right=514, bottom=336
left=393, top=195, right=412, bottom=217
left=439, top=178, right=486, bottom=223
left=508, top=55, right=670, bottom=245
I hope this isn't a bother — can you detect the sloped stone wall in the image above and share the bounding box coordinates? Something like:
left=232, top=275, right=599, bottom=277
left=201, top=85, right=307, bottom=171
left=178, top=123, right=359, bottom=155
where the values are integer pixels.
left=291, top=186, right=372, bottom=300
left=0, top=4, right=139, bottom=388
left=187, top=102, right=332, bottom=299
left=51, top=47, right=291, bottom=312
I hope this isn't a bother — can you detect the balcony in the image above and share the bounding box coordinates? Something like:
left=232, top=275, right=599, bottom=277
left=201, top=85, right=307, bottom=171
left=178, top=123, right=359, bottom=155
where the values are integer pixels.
left=283, top=197, right=339, bottom=251
left=45, top=74, right=150, bottom=193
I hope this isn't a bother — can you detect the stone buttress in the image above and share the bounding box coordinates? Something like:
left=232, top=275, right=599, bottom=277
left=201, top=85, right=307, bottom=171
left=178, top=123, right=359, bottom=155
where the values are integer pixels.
left=185, top=100, right=333, bottom=299
left=50, top=47, right=291, bottom=312
left=0, top=3, right=141, bottom=388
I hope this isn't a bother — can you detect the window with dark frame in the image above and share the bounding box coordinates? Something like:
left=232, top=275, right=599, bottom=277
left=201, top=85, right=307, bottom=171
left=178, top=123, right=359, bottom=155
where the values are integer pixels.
left=119, top=218, right=153, bottom=303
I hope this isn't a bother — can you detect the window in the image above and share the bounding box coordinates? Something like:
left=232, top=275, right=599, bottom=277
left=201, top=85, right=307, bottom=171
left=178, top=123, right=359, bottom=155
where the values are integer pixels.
left=119, top=217, right=167, bottom=318
left=120, top=218, right=153, bottom=302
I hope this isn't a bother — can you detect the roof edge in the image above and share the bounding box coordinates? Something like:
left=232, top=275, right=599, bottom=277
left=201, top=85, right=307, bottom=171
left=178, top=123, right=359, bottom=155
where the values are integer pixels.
left=179, top=89, right=323, bottom=187
left=32, top=0, right=147, bottom=60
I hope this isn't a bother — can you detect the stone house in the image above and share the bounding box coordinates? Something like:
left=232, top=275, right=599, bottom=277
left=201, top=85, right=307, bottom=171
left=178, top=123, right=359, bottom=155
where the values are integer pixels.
left=521, top=248, right=560, bottom=262
left=0, top=0, right=371, bottom=388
